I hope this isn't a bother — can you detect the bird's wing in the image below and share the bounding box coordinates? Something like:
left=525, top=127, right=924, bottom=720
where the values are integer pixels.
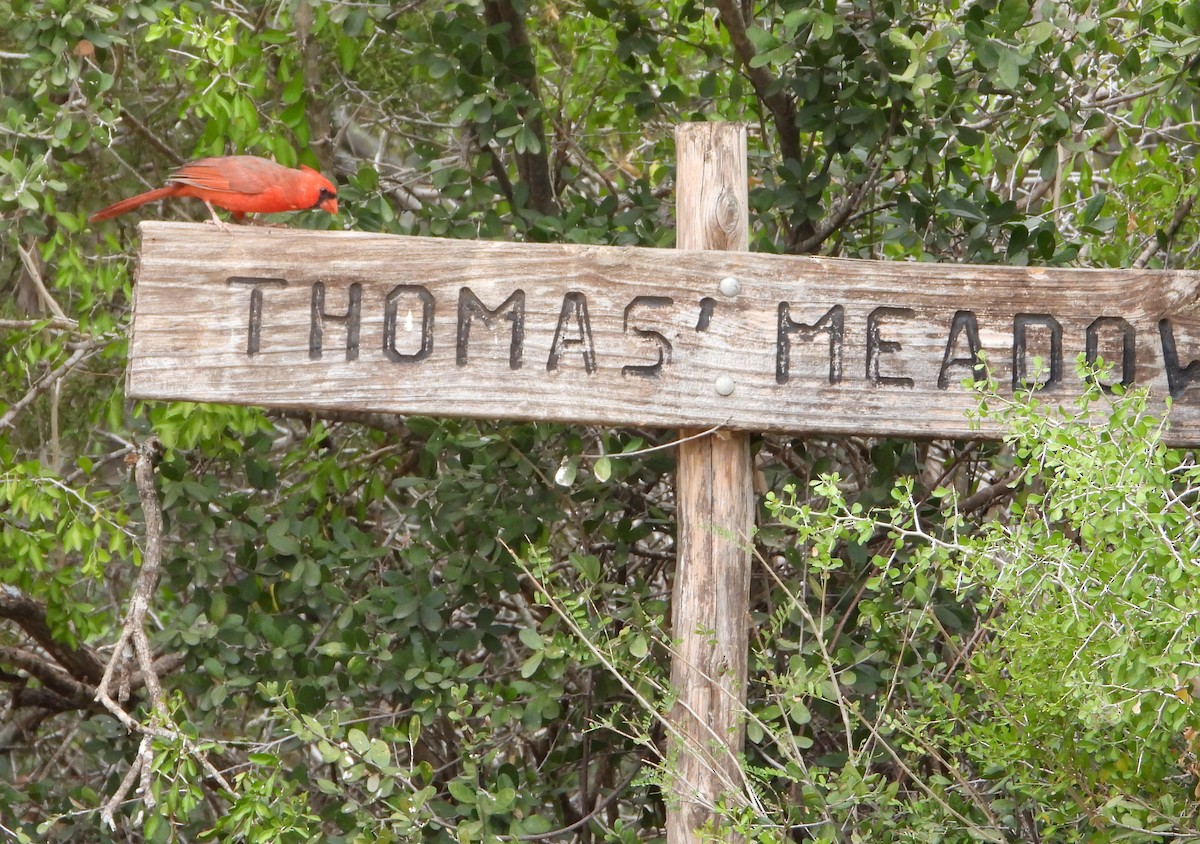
left=169, top=157, right=288, bottom=195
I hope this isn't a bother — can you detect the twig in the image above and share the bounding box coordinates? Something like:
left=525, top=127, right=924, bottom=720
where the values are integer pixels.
left=0, top=585, right=105, bottom=684
left=15, top=241, right=71, bottom=322
left=0, top=318, right=81, bottom=332
left=94, top=438, right=236, bottom=829
left=1134, top=192, right=1197, bottom=269
left=116, top=108, right=185, bottom=166
left=510, top=546, right=765, bottom=815
left=1022, top=123, right=1119, bottom=214
left=0, top=343, right=101, bottom=433
left=790, top=108, right=899, bottom=254
left=514, top=761, right=644, bottom=841
left=584, top=423, right=726, bottom=460
left=855, top=715, right=1005, bottom=842
left=93, top=440, right=169, bottom=720
left=62, top=444, right=135, bottom=486
left=101, top=734, right=154, bottom=830
left=955, top=473, right=1020, bottom=515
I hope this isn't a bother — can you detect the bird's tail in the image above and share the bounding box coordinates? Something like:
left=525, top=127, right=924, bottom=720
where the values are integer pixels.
left=88, top=185, right=180, bottom=223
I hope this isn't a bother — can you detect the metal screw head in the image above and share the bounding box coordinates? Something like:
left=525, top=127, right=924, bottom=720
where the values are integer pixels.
left=715, top=375, right=736, bottom=396
left=719, top=276, right=741, bottom=297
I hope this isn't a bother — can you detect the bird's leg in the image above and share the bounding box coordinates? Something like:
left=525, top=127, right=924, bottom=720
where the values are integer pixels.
left=203, top=201, right=231, bottom=233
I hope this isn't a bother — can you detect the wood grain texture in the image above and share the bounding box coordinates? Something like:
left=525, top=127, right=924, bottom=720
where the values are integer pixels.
left=129, top=223, right=1200, bottom=443
left=668, top=123, right=754, bottom=844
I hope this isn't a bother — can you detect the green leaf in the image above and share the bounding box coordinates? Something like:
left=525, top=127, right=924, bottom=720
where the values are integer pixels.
left=449, top=98, right=475, bottom=125
left=347, top=728, right=371, bottom=756
left=266, top=520, right=300, bottom=556
left=996, top=46, right=1021, bottom=90
left=519, top=651, right=543, bottom=678
left=367, top=740, right=392, bottom=768
left=554, top=458, right=577, bottom=487
left=447, top=780, right=477, bottom=804
left=593, top=456, right=611, bottom=482
left=518, top=626, right=543, bottom=650
left=629, top=633, right=648, bottom=659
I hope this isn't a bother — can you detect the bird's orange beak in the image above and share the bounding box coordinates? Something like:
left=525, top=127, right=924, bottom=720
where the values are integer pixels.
left=322, top=196, right=338, bottom=215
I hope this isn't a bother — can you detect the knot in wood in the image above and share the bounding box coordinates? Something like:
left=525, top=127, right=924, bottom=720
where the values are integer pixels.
left=715, top=188, right=742, bottom=235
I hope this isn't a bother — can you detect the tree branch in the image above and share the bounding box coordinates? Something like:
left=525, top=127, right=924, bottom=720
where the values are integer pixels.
left=482, top=0, right=559, bottom=216
left=93, top=438, right=236, bottom=829
left=0, top=646, right=98, bottom=710
left=1134, top=191, right=1197, bottom=269
left=0, top=340, right=104, bottom=433
left=789, top=109, right=899, bottom=253
left=713, top=0, right=798, bottom=163
left=94, top=438, right=168, bottom=724
left=0, top=585, right=105, bottom=685
left=116, top=107, right=185, bottom=167
left=15, top=240, right=71, bottom=322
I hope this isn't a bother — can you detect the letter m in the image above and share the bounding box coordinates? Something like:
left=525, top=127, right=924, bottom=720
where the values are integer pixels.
left=457, top=288, right=525, bottom=370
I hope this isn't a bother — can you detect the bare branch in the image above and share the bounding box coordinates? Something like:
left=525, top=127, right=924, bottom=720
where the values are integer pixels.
left=15, top=241, right=71, bottom=322
left=0, top=341, right=104, bottom=433
left=1134, top=192, right=1197, bottom=269
left=94, top=438, right=237, bottom=828
left=790, top=110, right=898, bottom=253
left=115, top=108, right=185, bottom=167
left=94, top=438, right=168, bottom=723
left=482, top=0, right=559, bottom=216
left=712, top=0, right=799, bottom=164
left=0, top=585, right=105, bottom=685
left=0, top=646, right=98, bottom=710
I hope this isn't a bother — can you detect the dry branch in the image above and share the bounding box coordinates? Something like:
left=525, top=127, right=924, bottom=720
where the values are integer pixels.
left=0, top=585, right=105, bottom=685
left=0, top=341, right=103, bottom=433
left=93, top=437, right=235, bottom=829
left=712, top=0, right=799, bottom=166
left=482, top=0, right=559, bottom=216
left=1135, top=192, right=1198, bottom=269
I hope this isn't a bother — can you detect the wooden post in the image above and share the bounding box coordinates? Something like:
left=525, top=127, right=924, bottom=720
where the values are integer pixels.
left=668, top=123, right=753, bottom=844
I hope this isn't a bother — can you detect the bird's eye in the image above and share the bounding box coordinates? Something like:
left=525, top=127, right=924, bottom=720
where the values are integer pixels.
left=312, top=187, right=337, bottom=210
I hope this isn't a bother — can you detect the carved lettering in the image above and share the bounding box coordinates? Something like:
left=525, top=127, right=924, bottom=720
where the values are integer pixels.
left=1012, top=313, right=1063, bottom=390
left=623, top=296, right=673, bottom=378
left=1085, top=316, right=1135, bottom=392
left=310, top=282, right=362, bottom=361
left=866, top=307, right=914, bottom=388
left=547, top=292, right=596, bottom=373
left=776, top=304, right=844, bottom=385
left=938, top=310, right=984, bottom=389
left=696, top=297, right=716, bottom=332
left=1159, top=319, right=1200, bottom=399
left=228, top=276, right=287, bottom=356
left=456, top=288, right=525, bottom=370
left=383, top=284, right=435, bottom=363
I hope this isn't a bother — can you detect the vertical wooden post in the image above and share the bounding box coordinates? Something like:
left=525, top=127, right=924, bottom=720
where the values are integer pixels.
left=668, top=123, right=753, bottom=844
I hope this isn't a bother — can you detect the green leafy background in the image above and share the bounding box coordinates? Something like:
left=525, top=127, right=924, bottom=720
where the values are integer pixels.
left=2, top=0, right=1200, bottom=841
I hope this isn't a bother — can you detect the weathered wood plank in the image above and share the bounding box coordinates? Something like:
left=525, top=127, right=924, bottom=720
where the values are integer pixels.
left=129, top=221, right=1200, bottom=442
left=667, top=123, right=754, bottom=844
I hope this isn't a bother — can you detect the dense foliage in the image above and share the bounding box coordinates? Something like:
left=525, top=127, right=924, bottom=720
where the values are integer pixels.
left=2, top=0, right=1199, bottom=841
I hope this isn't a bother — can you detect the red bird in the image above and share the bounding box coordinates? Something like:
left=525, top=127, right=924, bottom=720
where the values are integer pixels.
left=88, top=155, right=338, bottom=225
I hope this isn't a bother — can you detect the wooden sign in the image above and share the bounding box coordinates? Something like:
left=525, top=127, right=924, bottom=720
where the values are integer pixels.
left=129, top=222, right=1200, bottom=442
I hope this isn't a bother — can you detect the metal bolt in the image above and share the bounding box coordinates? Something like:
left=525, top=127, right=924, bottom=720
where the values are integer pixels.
left=715, top=375, right=735, bottom=396
left=718, top=276, right=741, bottom=297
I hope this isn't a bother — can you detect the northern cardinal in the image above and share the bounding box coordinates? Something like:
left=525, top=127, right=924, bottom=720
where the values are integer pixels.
left=88, top=155, right=338, bottom=225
